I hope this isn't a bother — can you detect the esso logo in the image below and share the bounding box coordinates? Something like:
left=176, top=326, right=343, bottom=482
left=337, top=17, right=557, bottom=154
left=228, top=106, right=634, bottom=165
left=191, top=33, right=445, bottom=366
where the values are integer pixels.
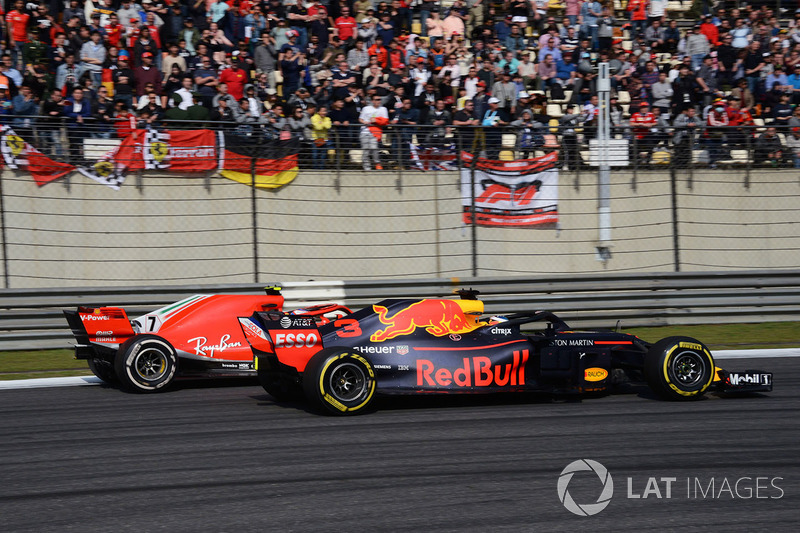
left=274, top=332, right=319, bottom=349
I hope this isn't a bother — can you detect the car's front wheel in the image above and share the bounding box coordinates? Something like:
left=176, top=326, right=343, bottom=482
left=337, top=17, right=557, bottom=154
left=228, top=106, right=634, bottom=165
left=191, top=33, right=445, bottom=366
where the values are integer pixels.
left=114, top=335, right=178, bottom=393
left=302, top=348, right=376, bottom=415
left=644, top=336, right=715, bottom=400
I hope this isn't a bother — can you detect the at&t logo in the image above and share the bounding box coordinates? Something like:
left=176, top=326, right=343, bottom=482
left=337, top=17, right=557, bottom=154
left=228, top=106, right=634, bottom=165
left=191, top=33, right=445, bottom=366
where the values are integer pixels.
left=557, top=459, right=614, bottom=516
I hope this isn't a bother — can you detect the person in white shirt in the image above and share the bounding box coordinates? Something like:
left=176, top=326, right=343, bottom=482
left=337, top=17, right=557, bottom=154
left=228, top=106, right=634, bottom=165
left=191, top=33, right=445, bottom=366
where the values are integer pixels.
left=359, top=94, right=389, bottom=170
left=410, top=57, right=431, bottom=96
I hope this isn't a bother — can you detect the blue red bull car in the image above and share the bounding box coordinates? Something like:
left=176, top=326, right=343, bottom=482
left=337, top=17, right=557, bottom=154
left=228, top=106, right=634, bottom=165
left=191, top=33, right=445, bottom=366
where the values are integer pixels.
left=239, top=291, right=773, bottom=415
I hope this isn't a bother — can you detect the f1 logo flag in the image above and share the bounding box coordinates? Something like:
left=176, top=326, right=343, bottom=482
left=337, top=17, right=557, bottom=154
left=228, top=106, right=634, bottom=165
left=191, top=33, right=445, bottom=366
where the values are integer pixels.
left=460, top=151, right=559, bottom=227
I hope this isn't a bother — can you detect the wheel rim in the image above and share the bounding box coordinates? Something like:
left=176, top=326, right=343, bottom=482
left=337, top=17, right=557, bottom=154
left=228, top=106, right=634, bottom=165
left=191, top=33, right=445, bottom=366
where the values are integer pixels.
left=670, top=351, right=705, bottom=387
left=328, top=362, right=368, bottom=402
left=134, top=348, right=168, bottom=382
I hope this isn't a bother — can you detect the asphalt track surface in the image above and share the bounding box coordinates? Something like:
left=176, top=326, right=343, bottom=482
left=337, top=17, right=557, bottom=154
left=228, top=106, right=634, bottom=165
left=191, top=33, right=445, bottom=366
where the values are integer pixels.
left=1, top=357, right=798, bottom=532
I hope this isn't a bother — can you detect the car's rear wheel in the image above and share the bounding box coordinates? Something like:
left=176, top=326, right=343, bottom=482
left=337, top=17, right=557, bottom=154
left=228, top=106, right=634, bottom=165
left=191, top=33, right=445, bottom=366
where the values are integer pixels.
left=644, top=336, right=715, bottom=400
left=303, top=348, right=376, bottom=415
left=88, top=357, right=118, bottom=384
left=115, top=335, right=178, bottom=393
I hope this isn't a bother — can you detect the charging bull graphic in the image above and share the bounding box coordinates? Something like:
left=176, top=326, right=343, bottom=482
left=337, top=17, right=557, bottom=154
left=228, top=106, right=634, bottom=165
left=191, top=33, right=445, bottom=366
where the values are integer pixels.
left=370, top=300, right=479, bottom=342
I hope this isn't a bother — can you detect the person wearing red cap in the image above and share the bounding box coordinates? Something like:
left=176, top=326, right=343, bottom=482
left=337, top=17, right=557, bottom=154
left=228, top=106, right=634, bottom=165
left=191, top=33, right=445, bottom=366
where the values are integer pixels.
left=410, top=56, right=430, bottom=96
left=134, top=51, right=162, bottom=98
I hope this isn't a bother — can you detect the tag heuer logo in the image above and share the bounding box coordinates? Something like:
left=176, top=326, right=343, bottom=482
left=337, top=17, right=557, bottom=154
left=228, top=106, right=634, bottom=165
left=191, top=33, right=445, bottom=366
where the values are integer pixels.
left=397, top=345, right=409, bottom=355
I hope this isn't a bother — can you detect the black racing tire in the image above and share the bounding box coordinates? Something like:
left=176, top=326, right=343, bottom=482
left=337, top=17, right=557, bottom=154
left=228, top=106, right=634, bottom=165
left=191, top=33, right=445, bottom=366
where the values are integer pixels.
left=302, top=348, right=376, bottom=415
left=114, top=335, right=178, bottom=393
left=644, top=336, right=715, bottom=401
left=257, top=368, right=303, bottom=402
left=88, top=357, right=118, bottom=384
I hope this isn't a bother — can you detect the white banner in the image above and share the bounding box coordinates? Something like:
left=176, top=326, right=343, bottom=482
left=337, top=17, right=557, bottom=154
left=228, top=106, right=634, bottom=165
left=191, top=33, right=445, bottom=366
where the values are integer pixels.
left=460, top=152, right=559, bottom=226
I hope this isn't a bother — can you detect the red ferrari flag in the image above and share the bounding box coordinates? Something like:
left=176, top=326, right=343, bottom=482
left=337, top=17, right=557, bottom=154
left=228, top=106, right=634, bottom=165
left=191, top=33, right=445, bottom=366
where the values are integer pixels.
left=26, top=149, right=76, bottom=186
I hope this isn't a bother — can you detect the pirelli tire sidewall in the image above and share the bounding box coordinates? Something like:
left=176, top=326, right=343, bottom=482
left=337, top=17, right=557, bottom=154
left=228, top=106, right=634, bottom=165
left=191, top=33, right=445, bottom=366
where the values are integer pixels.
left=644, top=336, right=715, bottom=401
left=115, top=335, right=178, bottom=393
left=302, top=348, right=376, bottom=415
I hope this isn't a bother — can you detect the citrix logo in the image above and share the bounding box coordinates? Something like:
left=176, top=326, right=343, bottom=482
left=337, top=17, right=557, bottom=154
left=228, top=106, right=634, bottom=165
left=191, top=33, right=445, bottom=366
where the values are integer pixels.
left=557, top=459, right=614, bottom=516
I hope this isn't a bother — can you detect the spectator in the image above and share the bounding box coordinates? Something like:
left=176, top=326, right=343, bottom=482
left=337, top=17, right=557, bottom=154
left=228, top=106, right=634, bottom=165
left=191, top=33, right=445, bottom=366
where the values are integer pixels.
left=426, top=8, right=445, bottom=43
left=359, top=93, right=389, bottom=170
left=280, top=48, right=305, bottom=96
left=0, top=84, right=12, bottom=115
left=11, top=84, right=36, bottom=130
left=336, top=6, right=358, bottom=44
left=255, top=30, right=279, bottom=89
left=754, top=127, right=785, bottom=166
left=6, top=0, right=30, bottom=69
left=652, top=72, right=674, bottom=116
left=56, top=53, right=84, bottom=94
left=21, top=29, right=47, bottom=73
left=705, top=99, right=729, bottom=168
left=220, top=58, right=248, bottom=100
left=117, top=0, right=140, bottom=27
left=580, top=0, right=602, bottom=49
left=492, top=69, right=517, bottom=113
left=64, top=86, right=91, bottom=161
left=310, top=105, right=332, bottom=169
left=41, top=88, right=65, bottom=157
left=347, top=39, right=370, bottom=71
left=425, top=98, right=452, bottom=145
left=169, top=76, right=195, bottom=110
left=672, top=106, right=699, bottom=168
left=92, top=86, right=115, bottom=138
left=597, top=8, right=615, bottom=52
left=163, top=43, right=188, bottom=78
left=193, top=56, right=219, bottom=107
left=112, top=51, right=135, bottom=110
left=80, top=30, right=106, bottom=87
left=535, top=54, right=556, bottom=91
left=287, top=106, right=312, bottom=141
left=135, top=52, right=162, bottom=98
left=686, top=25, right=711, bottom=71
left=785, top=127, right=800, bottom=168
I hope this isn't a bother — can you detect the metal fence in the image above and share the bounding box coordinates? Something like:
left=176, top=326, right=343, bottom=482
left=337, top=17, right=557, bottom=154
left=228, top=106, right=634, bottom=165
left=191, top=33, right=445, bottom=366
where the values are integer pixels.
left=0, top=119, right=799, bottom=288
left=6, top=117, right=800, bottom=173
left=1, top=270, right=799, bottom=351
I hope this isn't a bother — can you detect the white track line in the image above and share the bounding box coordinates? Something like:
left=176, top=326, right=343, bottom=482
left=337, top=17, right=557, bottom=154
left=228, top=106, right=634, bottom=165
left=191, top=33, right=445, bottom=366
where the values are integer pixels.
left=0, top=349, right=797, bottom=391
left=0, top=376, right=101, bottom=390
left=714, top=348, right=800, bottom=359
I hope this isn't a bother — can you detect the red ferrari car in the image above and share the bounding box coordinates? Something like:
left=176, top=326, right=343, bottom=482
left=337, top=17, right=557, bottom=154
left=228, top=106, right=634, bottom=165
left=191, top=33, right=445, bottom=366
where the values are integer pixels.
left=64, top=287, right=350, bottom=392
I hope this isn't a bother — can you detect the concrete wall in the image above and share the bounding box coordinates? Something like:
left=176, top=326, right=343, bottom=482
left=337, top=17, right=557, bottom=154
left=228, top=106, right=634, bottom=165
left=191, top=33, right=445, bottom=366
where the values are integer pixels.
left=0, top=167, right=797, bottom=288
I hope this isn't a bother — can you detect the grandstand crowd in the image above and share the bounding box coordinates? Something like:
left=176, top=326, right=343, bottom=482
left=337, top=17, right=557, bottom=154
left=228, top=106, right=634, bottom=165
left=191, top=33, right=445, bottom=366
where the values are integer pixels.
left=2, top=0, right=800, bottom=169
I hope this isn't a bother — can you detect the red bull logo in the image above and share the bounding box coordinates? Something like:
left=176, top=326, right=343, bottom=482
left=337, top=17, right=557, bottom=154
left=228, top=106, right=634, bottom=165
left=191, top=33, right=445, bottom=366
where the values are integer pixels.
left=370, top=300, right=477, bottom=342
left=417, top=350, right=529, bottom=387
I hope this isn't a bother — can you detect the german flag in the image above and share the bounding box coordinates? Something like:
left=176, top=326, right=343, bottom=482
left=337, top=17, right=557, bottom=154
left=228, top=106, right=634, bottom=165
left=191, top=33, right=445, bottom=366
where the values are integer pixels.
left=218, top=133, right=299, bottom=189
